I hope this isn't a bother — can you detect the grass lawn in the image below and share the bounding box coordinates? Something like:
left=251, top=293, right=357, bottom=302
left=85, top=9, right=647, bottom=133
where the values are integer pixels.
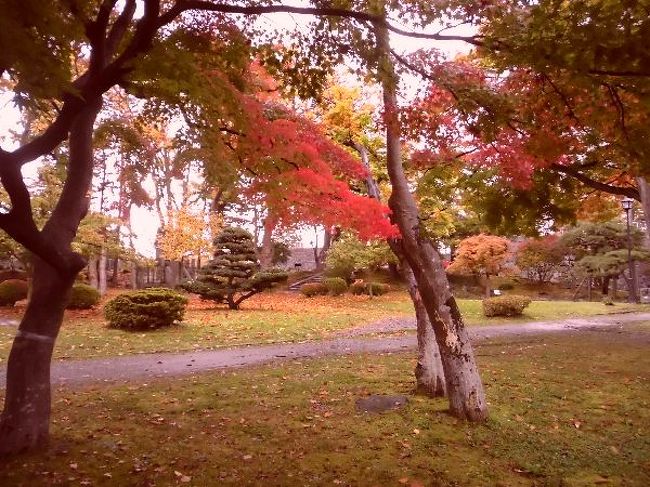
left=0, top=291, right=648, bottom=361
left=0, top=326, right=648, bottom=486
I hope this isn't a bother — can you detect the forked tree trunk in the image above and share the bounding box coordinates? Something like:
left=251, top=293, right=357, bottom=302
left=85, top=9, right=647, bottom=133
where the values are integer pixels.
left=355, top=139, right=445, bottom=396
left=0, top=96, right=102, bottom=454
left=0, top=259, right=74, bottom=455
left=375, top=23, right=487, bottom=421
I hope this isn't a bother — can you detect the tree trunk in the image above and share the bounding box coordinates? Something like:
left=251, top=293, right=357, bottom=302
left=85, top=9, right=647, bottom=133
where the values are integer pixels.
left=259, top=217, right=275, bottom=270
left=88, top=256, right=98, bottom=289
left=354, top=139, right=445, bottom=396
left=0, top=259, right=73, bottom=454
left=375, top=23, right=487, bottom=421
left=483, top=275, right=492, bottom=298
left=164, top=260, right=179, bottom=287
left=0, top=96, right=102, bottom=454
left=636, top=176, right=650, bottom=245
left=401, top=261, right=446, bottom=396
left=110, top=256, right=119, bottom=286
left=130, top=261, right=138, bottom=289
left=602, top=276, right=610, bottom=296
left=98, top=247, right=107, bottom=296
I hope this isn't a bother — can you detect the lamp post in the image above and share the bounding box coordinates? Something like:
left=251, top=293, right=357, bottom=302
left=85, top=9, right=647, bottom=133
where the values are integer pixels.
left=621, top=197, right=638, bottom=303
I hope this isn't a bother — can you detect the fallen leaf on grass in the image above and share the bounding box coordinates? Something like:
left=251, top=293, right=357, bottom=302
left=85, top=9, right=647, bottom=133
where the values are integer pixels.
left=174, top=471, right=192, bottom=483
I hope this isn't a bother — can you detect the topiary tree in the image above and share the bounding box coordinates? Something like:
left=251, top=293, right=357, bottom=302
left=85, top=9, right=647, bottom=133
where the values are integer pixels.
left=560, top=221, right=647, bottom=297
left=185, top=227, right=287, bottom=310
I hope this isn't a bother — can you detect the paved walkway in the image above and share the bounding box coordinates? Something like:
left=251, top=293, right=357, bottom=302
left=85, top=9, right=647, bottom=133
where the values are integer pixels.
left=1, top=312, right=649, bottom=388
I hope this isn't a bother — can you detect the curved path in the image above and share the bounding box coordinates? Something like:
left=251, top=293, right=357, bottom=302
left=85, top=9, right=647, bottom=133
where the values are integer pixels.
left=1, top=312, right=650, bottom=388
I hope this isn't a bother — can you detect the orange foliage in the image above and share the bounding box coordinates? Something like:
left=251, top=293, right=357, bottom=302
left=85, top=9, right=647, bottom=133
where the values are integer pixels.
left=447, top=234, right=512, bottom=277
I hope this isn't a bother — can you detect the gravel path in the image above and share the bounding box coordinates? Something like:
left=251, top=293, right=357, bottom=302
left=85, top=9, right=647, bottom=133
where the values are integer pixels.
left=1, top=312, right=649, bottom=389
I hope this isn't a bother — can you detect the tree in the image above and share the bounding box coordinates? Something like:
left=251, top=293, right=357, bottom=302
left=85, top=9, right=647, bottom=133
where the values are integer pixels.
left=0, top=0, right=491, bottom=453
left=318, top=80, right=447, bottom=397
left=185, top=227, right=286, bottom=310
left=559, top=221, right=646, bottom=296
left=324, top=233, right=396, bottom=281
left=447, top=234, right=512, bottom=297
left=516, top=235, right=565, bottom=284
left=375, top=22, right=488, bottom=421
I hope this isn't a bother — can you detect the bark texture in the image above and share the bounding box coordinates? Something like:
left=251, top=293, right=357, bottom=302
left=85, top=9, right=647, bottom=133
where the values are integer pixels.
left=637, top=176, right=650, bottom=245
left=375, top=23, right=487, bottom=421
left=0, top=97, right=101, bottom=454
left=402, top=262, right=446, bottom=396
left=355, top=139, right=445, bottom=396
left=259, top=217, right=275, bottom=270
left=0, top=259, right=73, bottom=455
left=98, top=247, right=107, bottom=296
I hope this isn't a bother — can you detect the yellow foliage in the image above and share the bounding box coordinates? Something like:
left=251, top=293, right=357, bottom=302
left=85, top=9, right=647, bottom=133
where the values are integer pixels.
left=158, top=207, right=222, bottom=261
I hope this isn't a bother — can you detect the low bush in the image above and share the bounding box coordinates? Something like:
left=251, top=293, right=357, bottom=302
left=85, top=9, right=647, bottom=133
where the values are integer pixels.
left=300, top=283, right=327, bottom=297
left=368, top=282, right=389, bottom=296
left=499, top=282, right=515, bottom=291
left=67, top=283, right=101, bottom=309
left=0, top=279, right=29, bottom=306
left=349, top=281, right=389, bottom=296
left=323, top=277, right=347, bottom=296
left=482, top=295, right=531, bottom=317
left=104, top=288, right=188, bottom=330
left=349, top=281, right=366, bottom=295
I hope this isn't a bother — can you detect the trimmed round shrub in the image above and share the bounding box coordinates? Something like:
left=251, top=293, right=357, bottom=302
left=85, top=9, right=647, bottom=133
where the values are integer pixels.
left=349, top=281, right=389, bottom=296
left=482, top=295, right=531, bottom=317
left=66, top=283, right=101, bottom=309
left=104, top=288, right=188, bottom=330
left=367, top=282, right=389, bottom=296
left=324, top=277, right=347, bottom=296
left=300, top=283, right=327, bottom=297
left=349, top=281, right=366, bottom=295
left=0, top=279, right=29, bottom=306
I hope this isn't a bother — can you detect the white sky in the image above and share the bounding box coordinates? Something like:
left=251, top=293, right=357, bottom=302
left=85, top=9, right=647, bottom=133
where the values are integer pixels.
left=0, top=7, right=475, bottom=257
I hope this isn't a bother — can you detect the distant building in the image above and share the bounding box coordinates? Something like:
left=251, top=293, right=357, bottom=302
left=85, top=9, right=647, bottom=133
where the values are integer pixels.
left=281, top=248, right=317, bottom=271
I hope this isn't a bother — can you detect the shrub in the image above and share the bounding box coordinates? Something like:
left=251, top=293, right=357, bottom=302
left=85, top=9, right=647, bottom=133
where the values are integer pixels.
left=300, top=283, right=327, bottom=297
left=482, top=295, right=531, bottom=317
left=66, top=283, right=101, bottom=309
left=104, top=288, right=187, bottom=330
left=368, top=282, right=389, bottom=296
left=499, top=282, right=515, bottom=291
left=349, top=281, right=389, bottom=296
left=0, top=279, right=29, bottom=306
left=349, top=281, right=366, bottom=295
left=324, top=277, right=347, bottom=296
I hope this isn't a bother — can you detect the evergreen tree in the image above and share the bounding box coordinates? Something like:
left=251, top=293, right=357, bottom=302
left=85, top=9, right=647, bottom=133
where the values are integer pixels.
left=186, top=227, right=287, bottom=310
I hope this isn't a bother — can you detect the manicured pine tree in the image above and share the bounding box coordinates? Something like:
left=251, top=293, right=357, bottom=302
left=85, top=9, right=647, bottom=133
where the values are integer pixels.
left=188, top=227, right=287, bottom=310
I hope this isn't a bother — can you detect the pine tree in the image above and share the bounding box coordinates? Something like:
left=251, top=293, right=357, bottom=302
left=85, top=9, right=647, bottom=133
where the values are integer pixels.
left=186, top=227, right=287, bottom=310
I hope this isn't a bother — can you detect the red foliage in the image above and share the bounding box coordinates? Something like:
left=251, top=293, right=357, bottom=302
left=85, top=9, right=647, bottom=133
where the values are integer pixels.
left=220, top=80, right=397, bottom=240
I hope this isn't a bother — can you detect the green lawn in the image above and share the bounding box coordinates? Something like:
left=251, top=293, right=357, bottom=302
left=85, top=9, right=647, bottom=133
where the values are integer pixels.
left=0, top=292, right=648, bottom=361
left=1, top=326, right=648, bottom=486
